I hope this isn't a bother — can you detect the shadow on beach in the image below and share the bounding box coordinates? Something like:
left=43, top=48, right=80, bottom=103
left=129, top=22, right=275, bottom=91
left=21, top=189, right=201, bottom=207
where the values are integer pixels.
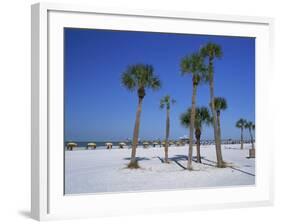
left=123, top=157, right=150, bottom=161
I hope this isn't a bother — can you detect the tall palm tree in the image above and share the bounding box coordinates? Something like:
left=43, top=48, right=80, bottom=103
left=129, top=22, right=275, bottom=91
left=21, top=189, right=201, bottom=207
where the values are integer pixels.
left=236, top=118, right=247, bottom=149
left=200, top=42, right=224, bottom=168
left=245, top=121, right=255, bottom=151
left=160, top=95, right=176, bottom=163
left=180, top=53, right=207, bottom=170
left=122, top=64, right=161, bottom=168
left=180, top=107, right=211, bottom=163
left=214, top=97, right=227, bottom=155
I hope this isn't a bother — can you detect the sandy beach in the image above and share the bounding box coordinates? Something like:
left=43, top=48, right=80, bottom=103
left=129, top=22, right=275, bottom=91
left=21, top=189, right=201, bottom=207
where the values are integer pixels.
left=65, top=143, right=255, bottom=194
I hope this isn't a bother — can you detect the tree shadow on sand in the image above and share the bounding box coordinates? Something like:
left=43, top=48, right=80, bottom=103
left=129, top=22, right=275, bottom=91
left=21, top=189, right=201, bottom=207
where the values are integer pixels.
left=155, top=155, right=206, bottom=170
left=123, top=157, right=150, bottom=161
left=170, top=155, right=195, bottom=170
left=169, top=154, right=203, bottom=162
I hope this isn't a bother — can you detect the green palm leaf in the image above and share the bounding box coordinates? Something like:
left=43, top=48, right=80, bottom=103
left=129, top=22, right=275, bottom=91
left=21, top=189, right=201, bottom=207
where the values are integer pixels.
left=180, top=107, right=211, bottom=129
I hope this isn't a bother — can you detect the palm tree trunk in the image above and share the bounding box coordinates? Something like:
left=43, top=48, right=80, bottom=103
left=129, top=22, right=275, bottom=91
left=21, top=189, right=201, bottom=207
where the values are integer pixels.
left=249, top=128, right=255, bottom=150
left=208, top=59, right=224, bottom=167
left=241, top=127, right=244, bottom=149
left=195, top=128, right=201, bottom=163
left=164, top=108, right=170, bottom=163
left=130, top=97, right=143, bottom=165
left=216, top=111, right=223, bottom=161
left=188, top=83, right=197, bottom=170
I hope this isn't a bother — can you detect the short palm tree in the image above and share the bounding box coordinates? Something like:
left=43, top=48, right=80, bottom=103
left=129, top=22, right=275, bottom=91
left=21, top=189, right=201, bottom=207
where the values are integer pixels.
left=180, top=107, right=211, bottom=163
left=122, top=64, right=161, bottom=168
left=245, top=121, right=255, bottom=151
left=160, top=95, right=176, bottom=163
left=236, top=118, right=247, bottom=149
left=200, top=42, right=224, bottom=168
left=214, top=97, right=227, bottom=153
left=180, top=53, right=207, bottom=170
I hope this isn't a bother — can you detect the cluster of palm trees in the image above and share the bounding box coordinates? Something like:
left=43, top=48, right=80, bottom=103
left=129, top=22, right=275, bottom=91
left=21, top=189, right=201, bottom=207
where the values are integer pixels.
left=179, top=43, right=229, bottom=169
left=180, top=107, right=211, bottom=163
left=179, top=97, right=228, bottom=168
left=121, top=42, right=250, bottom=169
left=236, top=118, right=255, bottom=156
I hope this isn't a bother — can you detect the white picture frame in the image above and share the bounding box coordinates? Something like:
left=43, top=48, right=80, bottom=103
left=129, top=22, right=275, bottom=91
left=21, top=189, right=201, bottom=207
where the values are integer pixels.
left=31, top=2, right=274, bottom=221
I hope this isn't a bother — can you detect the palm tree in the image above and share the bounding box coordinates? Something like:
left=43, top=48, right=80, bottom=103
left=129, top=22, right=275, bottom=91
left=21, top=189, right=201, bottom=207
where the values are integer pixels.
left=122, top=64, right=161, bottom=168
left=214, top=97, right=227, bottom=155
left=200, top=42, right=224, bottom=168
left=160, top=95, right=176, bottom=163
left=180, top=53, right=207, bottom=170
left=180, top=107, right=211, bottom=163
left=245, top=121, right=255, bottom=154
left=236, top=118, right=247, bottom=149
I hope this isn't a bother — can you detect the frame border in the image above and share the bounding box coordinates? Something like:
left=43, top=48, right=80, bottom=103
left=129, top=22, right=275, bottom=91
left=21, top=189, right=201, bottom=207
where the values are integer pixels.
left=31, top=2, right=274, bottom=221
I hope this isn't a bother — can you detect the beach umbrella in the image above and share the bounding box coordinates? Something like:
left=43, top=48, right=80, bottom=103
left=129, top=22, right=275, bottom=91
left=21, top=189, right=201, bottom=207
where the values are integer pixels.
left=142, top=141, right=149, bottom=148
left=66, top=142, right=77, bottom=151
left=152, top=141, right=158, bottom=147
left=105, top=142, right=113, bottom=149
left=119, top=142, right=126, bottom=149
left=161, top=141, right=167, bottom=147
left=87, top=142, right=96, bottom=149
left=180, top=141, right=184, bottom=146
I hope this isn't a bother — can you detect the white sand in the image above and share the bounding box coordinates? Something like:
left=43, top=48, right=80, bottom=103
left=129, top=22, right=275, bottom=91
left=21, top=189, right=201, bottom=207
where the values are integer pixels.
left=65, top=144, right=255, bottom=194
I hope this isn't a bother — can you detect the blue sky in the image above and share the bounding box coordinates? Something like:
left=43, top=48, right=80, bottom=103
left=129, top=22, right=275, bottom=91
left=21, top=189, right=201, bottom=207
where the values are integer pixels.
left=64, top=28, right=255, bottom=141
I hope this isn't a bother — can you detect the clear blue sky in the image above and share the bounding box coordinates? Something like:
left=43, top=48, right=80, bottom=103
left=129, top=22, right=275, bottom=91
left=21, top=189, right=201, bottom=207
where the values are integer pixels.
left=64, top=28, right=255, bottom=141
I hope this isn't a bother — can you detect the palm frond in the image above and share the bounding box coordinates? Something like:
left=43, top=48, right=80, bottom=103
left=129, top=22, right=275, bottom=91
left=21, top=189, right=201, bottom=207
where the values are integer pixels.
left=180, top=55, right=192, bottom=75
left=180, top=53, right=207, bottom=85
left=121, top=71, right=136, bottom=91
left=160, top=98, right=165, bottom=109
left=160, top=95, right=176, bottom=109
left=180, top=109, right=191, bottom=128
left=200, top=42, right=223, bottom=59
left=236, top=118, right=247, bottom=128
left=245, top=121, right=255, bottom=130
left=180, top=106, right=211, bottom=129
left=214, top=97, right=228, bottom=111
left=121, top=64, right=161, bottom=94
left=149, top=76, right=162, bottom=91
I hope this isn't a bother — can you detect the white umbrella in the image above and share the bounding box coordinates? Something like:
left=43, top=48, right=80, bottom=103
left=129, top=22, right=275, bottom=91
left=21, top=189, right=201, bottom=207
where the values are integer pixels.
left=87, top=142, right=96, bottom=149
left=66, top=142, right=77, bottom=150
left=119, top=142, right=126, bottom=148
left=105, top=142, right=113, bottom=149
left=152, top=141, right=158, bottom=147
